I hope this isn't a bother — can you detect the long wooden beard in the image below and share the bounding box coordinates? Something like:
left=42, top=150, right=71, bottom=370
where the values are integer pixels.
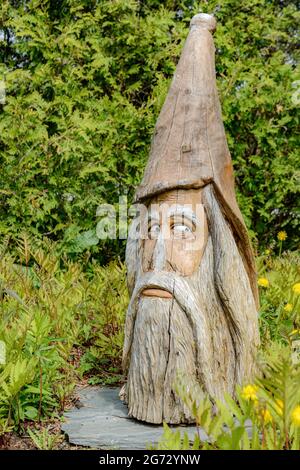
left=126, top=296, right=196, bottom=424
left=124, top=236, right=239, bottom=424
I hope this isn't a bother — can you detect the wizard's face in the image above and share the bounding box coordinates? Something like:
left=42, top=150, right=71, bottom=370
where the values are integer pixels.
left=123, top=188, right=216, bottom=424
left=141, top=188, right=208, bottom=296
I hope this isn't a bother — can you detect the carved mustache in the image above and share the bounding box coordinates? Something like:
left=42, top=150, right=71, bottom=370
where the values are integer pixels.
left=122, top=271, right=214, bottom=389
left=131, top=271, right=197, bottom=308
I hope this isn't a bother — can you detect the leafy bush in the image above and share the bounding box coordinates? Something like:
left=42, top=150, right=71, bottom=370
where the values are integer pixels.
left=0, top=237, right=127, bottom=432
left=0, top=0, right=299, bottom=261
left=78, top=261, right=128, bottom=385
left=257, top=250, right=300, bottom=343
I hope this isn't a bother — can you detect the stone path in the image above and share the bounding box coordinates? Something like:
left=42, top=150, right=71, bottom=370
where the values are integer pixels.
left=62, top=387, right=206, bottom=450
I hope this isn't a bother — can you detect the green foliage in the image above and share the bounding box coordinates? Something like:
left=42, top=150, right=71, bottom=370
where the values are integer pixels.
left=78, top=261, right=128, bottom=384
left=27, top=426, right=63, bottom=450
left=0, top=237, right=127, bottom=429
left=257, top=250, right=300, bottom=343
left=156, top=344, right=300, bottom=450
left=0, top=0, right=299, bottom=261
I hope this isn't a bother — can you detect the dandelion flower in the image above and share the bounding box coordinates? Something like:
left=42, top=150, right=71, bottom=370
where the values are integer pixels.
left=291, top=406, right=300, bottom=427
left=275, top=399, right=283, bottom=416
left=260, top=408, right=273, bottom=424
left=292, top=283, right=300, bottom=295
left=258, top=277, right=269, bottom=288
left=242, top=384, right=258, bottom=402
left=284, top=303, right=293, bottom=312
left=277, top=231, right=287, bottom=241
left=291, top=329, right=300, bottom=336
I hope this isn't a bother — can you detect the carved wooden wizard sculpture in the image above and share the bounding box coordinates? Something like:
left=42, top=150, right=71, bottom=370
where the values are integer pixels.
left=122, top=13, right=260, bottom=424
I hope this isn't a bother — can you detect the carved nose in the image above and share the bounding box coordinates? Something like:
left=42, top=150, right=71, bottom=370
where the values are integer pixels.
left=152, top=233, right=166, bottom=271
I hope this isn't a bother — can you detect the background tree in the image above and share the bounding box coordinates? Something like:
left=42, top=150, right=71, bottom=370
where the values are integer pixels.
left=0, top=0, right=299, bottom=263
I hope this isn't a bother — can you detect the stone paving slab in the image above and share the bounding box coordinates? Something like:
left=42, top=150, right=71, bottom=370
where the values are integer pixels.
left=62, top=387, right=207, bottom=450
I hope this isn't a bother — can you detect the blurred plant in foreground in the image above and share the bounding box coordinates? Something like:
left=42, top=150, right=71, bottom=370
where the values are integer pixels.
left=156, top=344, right=300, bottom=450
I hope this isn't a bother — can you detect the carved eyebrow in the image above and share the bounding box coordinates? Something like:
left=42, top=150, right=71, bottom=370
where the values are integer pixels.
left=147, top=205, right=204, bottom=226
left=147, top=210, right=160, bottom=224
left=167, top=206, right=199, bottom=226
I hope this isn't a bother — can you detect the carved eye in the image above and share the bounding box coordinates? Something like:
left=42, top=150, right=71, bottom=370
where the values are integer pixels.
left=148, top=223, right=160, bottom=239
left=171, top=223, right=193, bottom=239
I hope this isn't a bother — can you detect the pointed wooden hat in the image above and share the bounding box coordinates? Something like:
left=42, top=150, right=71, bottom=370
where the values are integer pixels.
left=135, top=13, right=259, bottom=307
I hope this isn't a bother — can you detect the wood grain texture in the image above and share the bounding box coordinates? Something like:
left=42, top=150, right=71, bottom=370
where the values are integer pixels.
left=122, top=185, right=259, bottom=424
left=134, top=13, right=259, bottom=308
left=121, top=13, right=260, bottom=424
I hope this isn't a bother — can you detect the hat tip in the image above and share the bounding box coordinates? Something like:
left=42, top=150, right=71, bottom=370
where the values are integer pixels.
left=190, top=13, right=216, bottom=32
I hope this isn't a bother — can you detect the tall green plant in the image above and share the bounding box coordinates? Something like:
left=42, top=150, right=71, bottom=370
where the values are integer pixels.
left=0, top=237, right=127, bottom=428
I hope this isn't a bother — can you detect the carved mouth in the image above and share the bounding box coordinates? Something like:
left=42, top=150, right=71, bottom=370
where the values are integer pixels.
left=141, top=288, right=173, bottom=299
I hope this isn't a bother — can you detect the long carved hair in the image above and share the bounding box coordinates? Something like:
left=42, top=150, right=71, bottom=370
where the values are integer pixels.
left=202, top=184, right=259, bottom=387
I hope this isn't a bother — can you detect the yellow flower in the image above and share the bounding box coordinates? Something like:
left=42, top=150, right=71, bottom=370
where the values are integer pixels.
left=242, top=384, right=258, bottom=402
left=284, top=303, right=293, bottom=312
left=260, top=408, right=273, bottom=424
left=277, top=231, right=287, bottom=241
left=258, top=277, right=269, bottom=288
left=275, top=399, right=284, bottom=416
left=291, top=406, right=300, bottom=427
left=292, top=283, right=300, bottom=295
left=291, top=329, right=300, bottom=336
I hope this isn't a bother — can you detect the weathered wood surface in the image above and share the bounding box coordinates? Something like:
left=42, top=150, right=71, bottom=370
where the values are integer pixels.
left=123, top=185, right=259, bottom=424
left=121, top=13, right=260, bottom=425
left=135, top=12, right=258, bottom=307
